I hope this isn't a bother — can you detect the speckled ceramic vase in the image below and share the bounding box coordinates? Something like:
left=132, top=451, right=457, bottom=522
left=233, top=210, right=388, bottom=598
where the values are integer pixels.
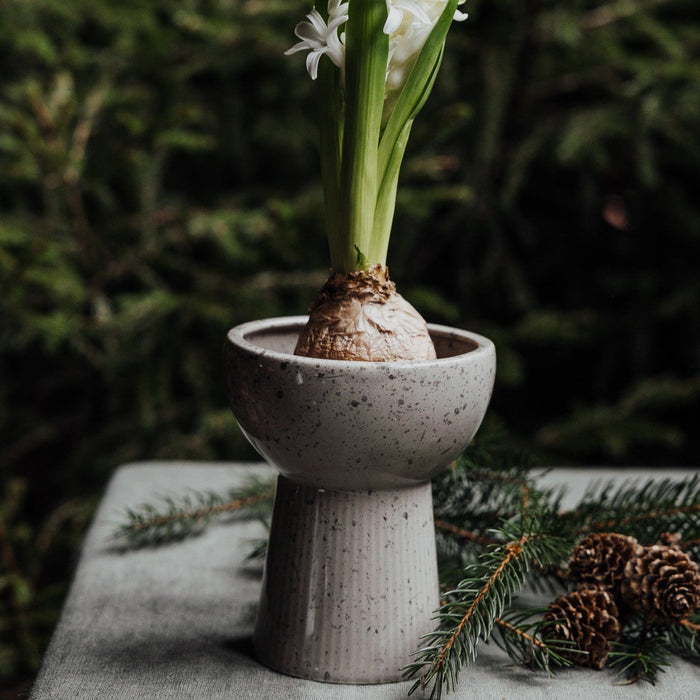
left=224, top=316, right=495, bottom=683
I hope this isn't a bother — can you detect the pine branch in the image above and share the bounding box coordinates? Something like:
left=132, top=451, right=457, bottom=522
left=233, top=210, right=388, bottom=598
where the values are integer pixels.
left=579, top=0, right=673, bottom=31
left=114, top=477, right=275, bottom=547
left=591, top=503, right=700, bottom=535
left=608, top=619, right=672, bottom=685
left=434, top=518, right=498, bottom=547
left=111, top=456, right=700, bottom=696
left=244, top=536, right=270, bottom=562
left=560, top=474, right=700, bottom=544
left=403, top=514, right=569, bottom=699
left=668, top=613, right=700, bottom=657
left=491, top=609, right=575, bottom=673
left=431, top=433, right=541, bottom=524
left=431, top=439, right=560, bottom=572
left=678, top=618, right=700, bottom=634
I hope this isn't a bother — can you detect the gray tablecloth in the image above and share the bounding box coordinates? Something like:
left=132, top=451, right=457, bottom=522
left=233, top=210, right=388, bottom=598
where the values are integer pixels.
left=30, top=462, right=700, bottom=699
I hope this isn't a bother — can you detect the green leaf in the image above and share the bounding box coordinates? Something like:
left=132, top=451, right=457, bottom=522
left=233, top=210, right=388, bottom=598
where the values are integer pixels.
left=318, top=58, right=345, bottom=268
left=354, top=244, right=369, bottom=269
left=379, top=0, right=457, bottom=160
left=372, top=0, right=457, bottom=263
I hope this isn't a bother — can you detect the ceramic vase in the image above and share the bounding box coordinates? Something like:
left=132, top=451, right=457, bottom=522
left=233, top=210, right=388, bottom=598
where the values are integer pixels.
left=224, top=316, right=495, bottom=683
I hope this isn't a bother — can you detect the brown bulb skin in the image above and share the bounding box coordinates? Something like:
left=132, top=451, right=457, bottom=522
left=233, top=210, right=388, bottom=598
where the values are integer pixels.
left=294, top=265, right=436, bottom=362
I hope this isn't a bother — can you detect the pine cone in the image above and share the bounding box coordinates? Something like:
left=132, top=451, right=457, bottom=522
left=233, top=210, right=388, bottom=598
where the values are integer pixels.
left=567, top=533, right=641, bottom=595
left=543, top=585, right=621, bottom=669
left=658, top=531, right=683, bottom=548
left=622, top=544, right=700, bottom=623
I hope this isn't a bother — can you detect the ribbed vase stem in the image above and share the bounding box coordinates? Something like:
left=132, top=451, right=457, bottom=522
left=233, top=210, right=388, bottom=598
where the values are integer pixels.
left=254, top=476, right=439, bottom=683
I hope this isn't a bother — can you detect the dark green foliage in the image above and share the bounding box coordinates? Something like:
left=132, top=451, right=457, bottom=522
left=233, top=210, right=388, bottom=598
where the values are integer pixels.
left=0, top=477, right=94, bottom=685
left=401, top=0, right=700, bottom=466
left=0, top=0, right=325, bottom=685
left=2, top=0, right=700, bottom=689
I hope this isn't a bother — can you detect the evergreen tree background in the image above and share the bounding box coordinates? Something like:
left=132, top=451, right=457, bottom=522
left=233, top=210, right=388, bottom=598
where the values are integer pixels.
left=1, top=0, right=699, bottom=693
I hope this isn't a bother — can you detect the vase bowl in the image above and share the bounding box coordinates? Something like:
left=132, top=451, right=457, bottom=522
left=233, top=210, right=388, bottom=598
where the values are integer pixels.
left=224, top=316, right=495, bottom=491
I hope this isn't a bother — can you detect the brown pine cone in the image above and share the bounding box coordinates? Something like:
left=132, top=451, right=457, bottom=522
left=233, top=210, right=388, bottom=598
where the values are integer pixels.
left=622, top=544, right=700, bottom=623
left=658, top=532, right=683, bottom=548
left=567, top=533, right=641, bottom=595
left=543, top=585, right=622, bottom=669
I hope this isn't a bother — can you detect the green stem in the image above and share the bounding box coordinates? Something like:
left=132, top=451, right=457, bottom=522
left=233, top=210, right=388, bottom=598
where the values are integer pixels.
left=318, top=59, right=344, bottom=269
left=323, top=0, right=459, bottom=273
left=370, top=119, right=412, bottom=264
left=336, top=0, right=388, bottom=272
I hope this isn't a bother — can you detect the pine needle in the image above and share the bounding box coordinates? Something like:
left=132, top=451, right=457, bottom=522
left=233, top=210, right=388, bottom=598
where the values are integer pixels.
left=562, top=474, right=700, bottom=543
left=491, top=610, right=575, bottom=673
left=668, top=614, right=700, bottom=657
left=609, top=630, right=672, bottom=685
left=114, top=476, right=275, bottom=547
left=403, top=514, right=569, bottom=698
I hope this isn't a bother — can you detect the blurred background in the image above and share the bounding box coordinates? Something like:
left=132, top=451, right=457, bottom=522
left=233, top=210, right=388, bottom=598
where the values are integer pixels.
left=1, top=0, right=699, bottom=694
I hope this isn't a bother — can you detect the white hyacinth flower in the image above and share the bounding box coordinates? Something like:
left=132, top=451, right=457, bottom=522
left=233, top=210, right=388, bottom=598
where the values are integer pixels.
left=287, top=1, right=467, bottom=85
left=385, top=0, right=468, bottom=94
left=284, top=0, right=349, bottom=80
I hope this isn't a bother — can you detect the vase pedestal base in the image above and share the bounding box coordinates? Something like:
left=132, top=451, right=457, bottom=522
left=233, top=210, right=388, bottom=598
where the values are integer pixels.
left=253, top=476, right=439, bottom=684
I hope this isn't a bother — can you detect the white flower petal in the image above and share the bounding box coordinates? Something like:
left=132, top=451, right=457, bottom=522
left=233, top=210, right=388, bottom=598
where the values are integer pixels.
left=454, top=2, right=469, bottom=22
left=306, top=49, right=325, bottom=80
left=383, top=7, right=403, bottom=35
left=329, top=0, right=349, bottom=19
left=306, top=9, right=328, bottom=36
left=284, top=40, right=312, bottom=56
left=294, top=24, right=324, bottom=48
left=392, top=0, right=430, bottom=26
left=327, top=13, right=349, bottom=33
left=285, top=2, right=348, bottom=79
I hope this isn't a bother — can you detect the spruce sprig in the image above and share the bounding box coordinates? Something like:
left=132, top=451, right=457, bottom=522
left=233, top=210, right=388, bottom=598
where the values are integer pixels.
left=114, top=476, right=275, bottom=547
left=561, top=473, right=700, bottom=544
left=402, top=514, right=570, bottom=698
left=432, top=435, right=540, bottom=523
left=431, top=436, right=558, bottom=569
left=491, top=609, right=576, bottom=673
left=608, top=620, right=673, bottom=685
left=606, top=612, right=700, bottom=686
left=667, top=612, right=700, bottom=656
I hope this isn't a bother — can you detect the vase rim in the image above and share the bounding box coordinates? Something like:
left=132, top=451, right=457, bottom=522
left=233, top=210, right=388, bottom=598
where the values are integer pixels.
left=226, top=315, right=494, bottom=368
